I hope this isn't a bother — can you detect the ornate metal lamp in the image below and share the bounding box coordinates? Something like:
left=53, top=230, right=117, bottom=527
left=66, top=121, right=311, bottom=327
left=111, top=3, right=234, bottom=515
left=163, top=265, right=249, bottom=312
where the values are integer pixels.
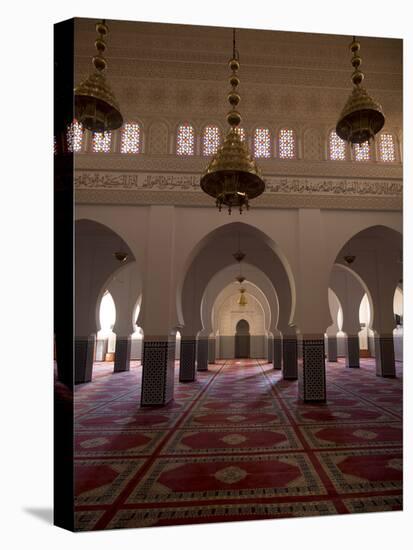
left=336, top=36, right=385, bottom=145
left=237, top=287, right=248, bottom=306
left=74, top=20, right=123, bottom=132
left=200, top=29, right=265, bottom=214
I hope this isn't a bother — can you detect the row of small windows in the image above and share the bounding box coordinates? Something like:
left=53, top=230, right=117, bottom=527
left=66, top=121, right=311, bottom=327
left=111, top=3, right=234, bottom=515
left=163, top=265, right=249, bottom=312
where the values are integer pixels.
left=61, top=120, right=398, bottom=163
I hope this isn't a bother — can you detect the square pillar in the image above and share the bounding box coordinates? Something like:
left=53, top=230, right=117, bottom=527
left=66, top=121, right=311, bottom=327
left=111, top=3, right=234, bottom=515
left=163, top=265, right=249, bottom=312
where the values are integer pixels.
left=179, top=338, right=197, bottom=382
left=208, top=336, right=216, bottom=364
left=197, top=338, right=209, bottom=371
left=273, top=337, right=282, bottom=370
left=282, top=337, right=298, bottom=379
left=114, top=336, right=131, bottom=373
left=75, top=335, right=95, bottom=384
left=267, top=335, right=274, bottom=363
left=375, top=334, right=396, bottom=377
left=141, top=339, right=175, bottom=406
left=326, top=334, right=338, bottom=362
left=345, top=334, right=360, bottom=368
left=298, top=335, right=326, bottom=402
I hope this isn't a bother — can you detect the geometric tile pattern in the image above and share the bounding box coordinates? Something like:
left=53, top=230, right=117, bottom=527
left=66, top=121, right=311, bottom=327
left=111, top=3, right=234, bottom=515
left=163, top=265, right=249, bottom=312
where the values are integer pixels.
left=273, top=337, right=282, bottom=370
left=197, top=338, right=209, bottom=371
left=73, top=356, right=402, bottom=530
left=282, top=337, right=297, bottom=379
left=298, top=338, right=326, bottom=402
left=179, top=339, right=197, bottom=382
left=141, top=341, right=175, bottom=406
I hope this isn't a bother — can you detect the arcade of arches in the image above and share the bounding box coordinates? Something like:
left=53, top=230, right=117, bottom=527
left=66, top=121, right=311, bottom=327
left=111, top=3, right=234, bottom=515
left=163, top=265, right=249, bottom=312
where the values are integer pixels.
left=64, top=21, right=403, bottom=529
left=72, top=218, right=403, bottom=404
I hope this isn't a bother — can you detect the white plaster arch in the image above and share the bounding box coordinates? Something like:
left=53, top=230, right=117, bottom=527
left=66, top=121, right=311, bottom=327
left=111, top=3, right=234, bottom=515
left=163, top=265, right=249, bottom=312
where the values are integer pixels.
left=200, top=263, right=279, bottom=336
left=177, top=221, right=296, bottom=335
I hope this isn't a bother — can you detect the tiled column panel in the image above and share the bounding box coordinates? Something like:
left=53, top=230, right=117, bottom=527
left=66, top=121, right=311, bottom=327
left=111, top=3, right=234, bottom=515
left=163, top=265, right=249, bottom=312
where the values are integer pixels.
left=282, top=337, right=298, bottom=379
left=141, top=340, right=175, bottom=406
left=267, top=336, right=273, bottom=363
left=114, top=336, right=131, bottom=372
left=345, top=334, right=360, bottom=368
left=327, top=335, right=338, bottom=362
left=75, top=335, right=95, bottom=384
left=179, top=339, right=197, bottom=382
left=197, top=338, right=209, bottom=371
left=375, top=335, right=396, bottom=377
left=273, top=337, right=282, bottom=370
left=298, top=337, right=326, bottom=402
left=208, top=337, right=216, bottom=364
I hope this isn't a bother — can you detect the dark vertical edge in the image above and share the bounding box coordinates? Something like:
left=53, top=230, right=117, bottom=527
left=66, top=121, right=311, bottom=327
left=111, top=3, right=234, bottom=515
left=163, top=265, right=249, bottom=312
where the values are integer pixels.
left=54, top=18, right=75, bottom=532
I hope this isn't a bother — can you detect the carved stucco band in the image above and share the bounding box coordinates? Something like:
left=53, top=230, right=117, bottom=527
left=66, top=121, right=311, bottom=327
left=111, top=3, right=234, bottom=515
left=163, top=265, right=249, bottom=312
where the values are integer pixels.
left=75, top=188, right=402, bottom=211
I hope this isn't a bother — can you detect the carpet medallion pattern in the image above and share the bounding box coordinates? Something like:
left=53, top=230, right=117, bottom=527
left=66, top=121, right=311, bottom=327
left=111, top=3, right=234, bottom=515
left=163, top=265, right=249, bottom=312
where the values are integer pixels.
left=73, top=358, right=402, bottom=530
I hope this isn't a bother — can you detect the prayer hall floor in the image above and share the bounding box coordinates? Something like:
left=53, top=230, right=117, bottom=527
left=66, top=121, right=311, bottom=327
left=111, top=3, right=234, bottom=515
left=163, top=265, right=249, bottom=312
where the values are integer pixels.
left=72, top=358, right=402, bottom=530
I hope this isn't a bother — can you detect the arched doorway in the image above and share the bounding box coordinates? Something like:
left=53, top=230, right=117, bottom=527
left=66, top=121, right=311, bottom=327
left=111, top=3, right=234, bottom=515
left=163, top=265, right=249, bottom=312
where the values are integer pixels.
left=235, top=319, right=250, bottom=358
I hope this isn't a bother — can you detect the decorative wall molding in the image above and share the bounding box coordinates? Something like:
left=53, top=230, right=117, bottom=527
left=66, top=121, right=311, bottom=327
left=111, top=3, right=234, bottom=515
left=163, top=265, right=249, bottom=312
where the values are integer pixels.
left=75, top=154, right=403, bottom=179
left=74, top=170, right=402, bottom=211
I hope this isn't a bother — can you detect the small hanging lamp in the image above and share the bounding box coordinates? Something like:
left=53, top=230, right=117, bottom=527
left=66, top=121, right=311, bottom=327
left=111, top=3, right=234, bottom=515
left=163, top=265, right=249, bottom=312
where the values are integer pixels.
left=336, top=36, right=385, bottom=145
left=200, top=29, right=265, bottom=214
left=237, top=287, right=248, bottom=306
left=74, top=20, right=123, bottom=132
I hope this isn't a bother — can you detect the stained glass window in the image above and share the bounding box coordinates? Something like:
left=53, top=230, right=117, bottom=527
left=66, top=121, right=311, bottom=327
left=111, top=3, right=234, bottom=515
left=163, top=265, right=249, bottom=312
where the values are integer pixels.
left=66, top=119, right=83, bottom=152
left=253, top=128, right=271, bottom=158
left=176, top=124, right=195, bottom=155
left=202, top=125, right=221, bottom=156
left=329, top=130, right=347, bottom=160
left=354, top=141, right=370, bottom=161
left=379, top=133, right=396, bottom=162
left=92, top=131, right=112, bottom=153
left=279, top=128, right=296, bottom=159
left=121, top=123, right=141, bottom=154
left=235, top=127, right=246, bottom=142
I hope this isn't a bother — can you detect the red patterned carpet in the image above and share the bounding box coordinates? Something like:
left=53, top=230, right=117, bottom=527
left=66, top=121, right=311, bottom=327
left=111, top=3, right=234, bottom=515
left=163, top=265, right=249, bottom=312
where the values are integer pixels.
left=73, top=358, right=402, bottom=530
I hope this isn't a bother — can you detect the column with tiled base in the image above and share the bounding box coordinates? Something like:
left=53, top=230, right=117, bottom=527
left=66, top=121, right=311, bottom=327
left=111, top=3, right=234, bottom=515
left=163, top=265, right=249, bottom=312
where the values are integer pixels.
left=298, top=336, right=326, bottom=402
left=345, top=334, right=360, bottom=368
left=267, top=335, right=273, bottom=363
left=114, top=336, right=131, bottom=372
left=179, top=338, right=197, bottom=382
left=208, top=336, right=216, bottom=364
left=282, top=337, right=298, bottom=379
left=197, top=338, right=209, bottom=371
left=273, top=337, right=282, bottom=370
left=327, top=334, right=338, bottom=362
left=75, top=335, right=95, bottom=384
left=375, top=334, right=396, bottom=377
left=141, top=339, right=175, bottom=406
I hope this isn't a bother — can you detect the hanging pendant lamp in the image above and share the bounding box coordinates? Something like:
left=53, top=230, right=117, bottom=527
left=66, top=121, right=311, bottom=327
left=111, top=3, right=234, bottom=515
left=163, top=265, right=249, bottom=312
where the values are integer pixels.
left=237, top=287, right=248, bottom=306
left=200, top=29, right=265, bottom=214
left=74, top=20, right=123, bottom=132
left=336, top=36, right=384, bottom=145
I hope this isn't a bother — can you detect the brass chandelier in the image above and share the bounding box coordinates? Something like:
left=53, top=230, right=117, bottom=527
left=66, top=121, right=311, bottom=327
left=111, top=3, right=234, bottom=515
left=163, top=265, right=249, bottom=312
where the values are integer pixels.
left=200, top=29, right=265, bottom=214
left=336, top=36, right=384, bottom=145
left=237, top=287, right=248, bottom=306
left=74, top=20, right=123, bottom=132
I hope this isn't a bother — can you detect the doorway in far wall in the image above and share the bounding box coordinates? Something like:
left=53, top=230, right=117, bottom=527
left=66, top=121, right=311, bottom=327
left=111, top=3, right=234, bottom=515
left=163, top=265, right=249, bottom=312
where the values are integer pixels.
left=235, top=319, right=250, bottom=358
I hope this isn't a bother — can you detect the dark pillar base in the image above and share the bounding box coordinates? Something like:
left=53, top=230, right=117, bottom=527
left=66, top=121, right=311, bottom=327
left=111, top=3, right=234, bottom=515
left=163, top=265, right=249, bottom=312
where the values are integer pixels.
left=327, top=334, right=338, bottom=362
left=345, top=334, right=360, bottom=368
left=75, top=335, right=95, bottom=384
left=375, top=335, right=396, bottom=377
left=197, top=338, right=209, bottom=371
left=179, top=339, right=197, bottom=382
left=273, top=337, right=282, bottom=370
left=298, top=336, right=326, bottom=402
left=114, top=336, right=131, bottom=372
left=267, top=336, right=274, bottom=363
left=282, top=337, right=298, bottom=379
left=208, top=337, right=216, bottom=364
left=141, top=340, right=175, bottom=406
